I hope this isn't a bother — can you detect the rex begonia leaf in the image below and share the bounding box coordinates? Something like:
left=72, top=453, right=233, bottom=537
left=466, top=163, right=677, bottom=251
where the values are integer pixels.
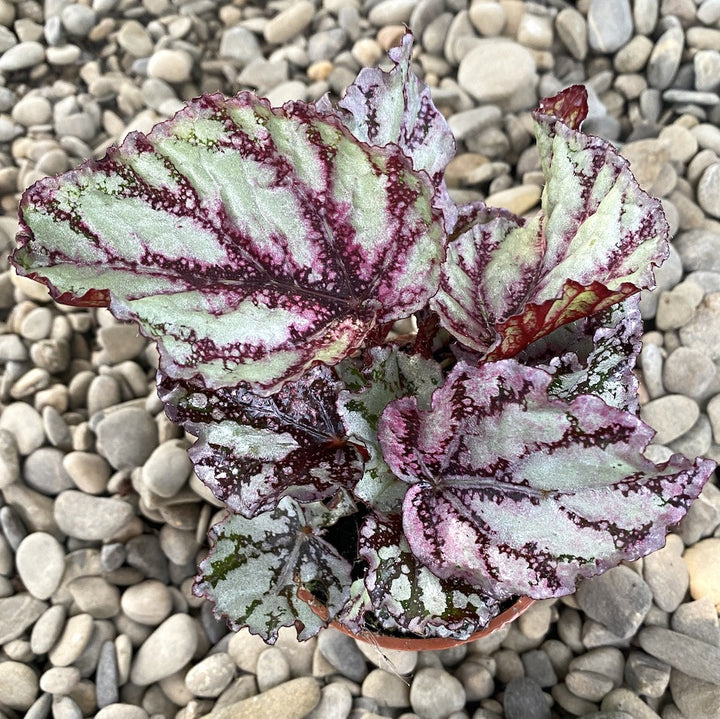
left=524, top=295, right=643, bottom=412
left=12, top=92, right=445, bottom=395
left=378, top=360, right=715, bottom=601
left=157, top=365, right=364, bottom=517
left=431, top=85, right=669, bottom=360
left=336, top=348, right=443, bottom=511
left=324, top=32, right=456, bottom=229
left=195, top=497, right=352, bottom=643
left=359, top=512, right=498, bottom=639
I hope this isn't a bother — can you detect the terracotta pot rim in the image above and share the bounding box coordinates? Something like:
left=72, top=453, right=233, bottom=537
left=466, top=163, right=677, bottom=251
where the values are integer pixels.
left=299, top=588, right=536, bottom=651
left=330, top=595, right=535, bottom=651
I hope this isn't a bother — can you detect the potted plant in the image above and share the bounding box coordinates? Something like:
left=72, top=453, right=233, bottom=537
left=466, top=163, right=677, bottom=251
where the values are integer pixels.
left=11, top=34, right=715, bottom=649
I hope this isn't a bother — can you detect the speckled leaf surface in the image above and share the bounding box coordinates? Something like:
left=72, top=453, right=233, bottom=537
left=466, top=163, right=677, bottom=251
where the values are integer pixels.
left=331, top=32, right=456, bottom=228
left=13, top=92, right=445, bottom=395
left=432, top=85, right=669, bottom=360
left=336, top=348, right=442, bottom=511
left=158, top=365, right=364, bottom=516
left=524, top=295, right=643, bottom=412
left=195, top=497, right=352, bottom=643
left=359, top=513, right=498, bottom=639
left=379, top=360, right=714, bottom=600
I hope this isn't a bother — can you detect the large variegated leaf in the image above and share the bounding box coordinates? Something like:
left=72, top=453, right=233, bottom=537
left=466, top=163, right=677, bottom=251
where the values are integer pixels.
left=524, top=295, right=643, bottom=412
left=336, top=348, right=442, bottom=511
left=13, top=92, right=445, bottom=395
left=378, top=360, right=715, bottom=601
left=325, top=32, right=456, bottom=229
left=194, top=497, right=352, bottom=643
left=158, top=365, right=364, bottom=516
left=431, top=85, right=669, bottom=360
left=359, top=513, right=498, bottom=639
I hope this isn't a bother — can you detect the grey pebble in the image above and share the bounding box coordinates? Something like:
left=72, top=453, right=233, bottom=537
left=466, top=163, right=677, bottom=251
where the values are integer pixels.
left=0, top=428, right=20, bottom=488
left=54, top=490, right=135, bottom=541
left=0, top=41, right=44, bottom=71
left=25, top=693, right=52, bottom=719
left=60, top=4, right=96, bottom=37
left=521, top=650, right=557, bottom=688
left=643, top=535, right=688, bottom=612
left=455, top=658, right=495, bottom=699
left=697, top=163, right=720, bottom=219
left=62, top=451, right=111, bottom=494
left=121, top=578, right=173, bottom=626
left=146, top=49, right=194, bottom=84
left=694, top=49, right=720, bottom=92
left=218, top=26, right=261, bottom=65
left=306, top=681, right=353, bottom=719
left=30, top=603, right=67, bottom=655
left=130, top=612, right=198, bottom=685
left=673, top=597, right=720, bottom=648
left=409, top=667, right=465, bottom=719
left=638, top=625, right=720, bottom=685
left=565, top=669, right=615, bottom=702
left=587, top=0, right=633, bottom=53
left=39, top=666, right=81, bottom=695
left=0, top=504, right=28, bottom=549
left=0, top=593, right=47, bottom=644
left=624, top=651, right=671, bottom=697
left=556, top=7, right=588, bottom=61
left=457, top=39, right=537, bottom=112
left=679, top=295, right=720, bottom=359
left=362, top=668, right=410, bottom=707
left=601, top=687, right=662, bottom=719
left=43, top=406, right=72, bottom=451
left=87, top=374, right=123, bottom=416
left=647, top=24, right=684, bottom=90
left=16, top=531, right=65, bottom=600
left=47, top=612, right=94, bottom=667
left=117, top=20, right=154, bottom=57
left=675, top=230, right=720, bottom=273
left=264, top=0, right=315, bottom=45
left=576, top=566, right=653, bottom=638
left=97, top=324, right=146, bottom=364
left=0, top=402, right=45, bottom=455
left=640, top=394, right=699, bottom=443
left=125, top=533, right=169, bottom=582
left=0, top=660, right=39, bottom=711
left=95, top=406, right=159, bottom=469
left=503, top=676, right=550, bottom=719
left=51, top=695, right=83, bottom=719
left=96, top=640, right=119, bottom=708
left=317, top=628, right=368, bottom=683
left=669, top=670, right=720, bottom=719
left=30, top=338, right=71, bottom=374
left=24, top=447, right=74, bottom=495
left=95, top=704, right=149, bottom=719
left=68, top=575, right=120, bottom=619
left=184, top=651, right=236, bottom=698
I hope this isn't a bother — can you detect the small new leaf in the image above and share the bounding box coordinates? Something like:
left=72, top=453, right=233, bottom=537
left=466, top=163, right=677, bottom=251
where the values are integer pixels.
left=195, top=497, right=352, bottom=643
left=337, top=348, right=443, bottom=511
left=379, top=360, right=714, bottom=600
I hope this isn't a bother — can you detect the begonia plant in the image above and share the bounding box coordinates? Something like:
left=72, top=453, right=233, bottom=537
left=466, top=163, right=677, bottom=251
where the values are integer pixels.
left=11, top=35, right=716, bottom=644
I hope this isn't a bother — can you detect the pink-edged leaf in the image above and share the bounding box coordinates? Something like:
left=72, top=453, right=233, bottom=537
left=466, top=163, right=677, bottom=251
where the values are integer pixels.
left=431, top=84, right=669, bottom=360
left=158, top=365, right=364, bottom=517
left=336, top=347, right=443, bottom=511
left=194, top=497, right=352, bottom=643
left=330, top=32, right=457, bottom=229
left=12, top=92, right=445, bottom=395
left=359, top=512, right=498, bottom=639
left=378, top=360, right=715, bottom=601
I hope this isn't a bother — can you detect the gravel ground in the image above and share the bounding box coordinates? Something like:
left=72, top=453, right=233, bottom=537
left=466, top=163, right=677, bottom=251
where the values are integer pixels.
left=1, top=0, right=720, bottom=718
